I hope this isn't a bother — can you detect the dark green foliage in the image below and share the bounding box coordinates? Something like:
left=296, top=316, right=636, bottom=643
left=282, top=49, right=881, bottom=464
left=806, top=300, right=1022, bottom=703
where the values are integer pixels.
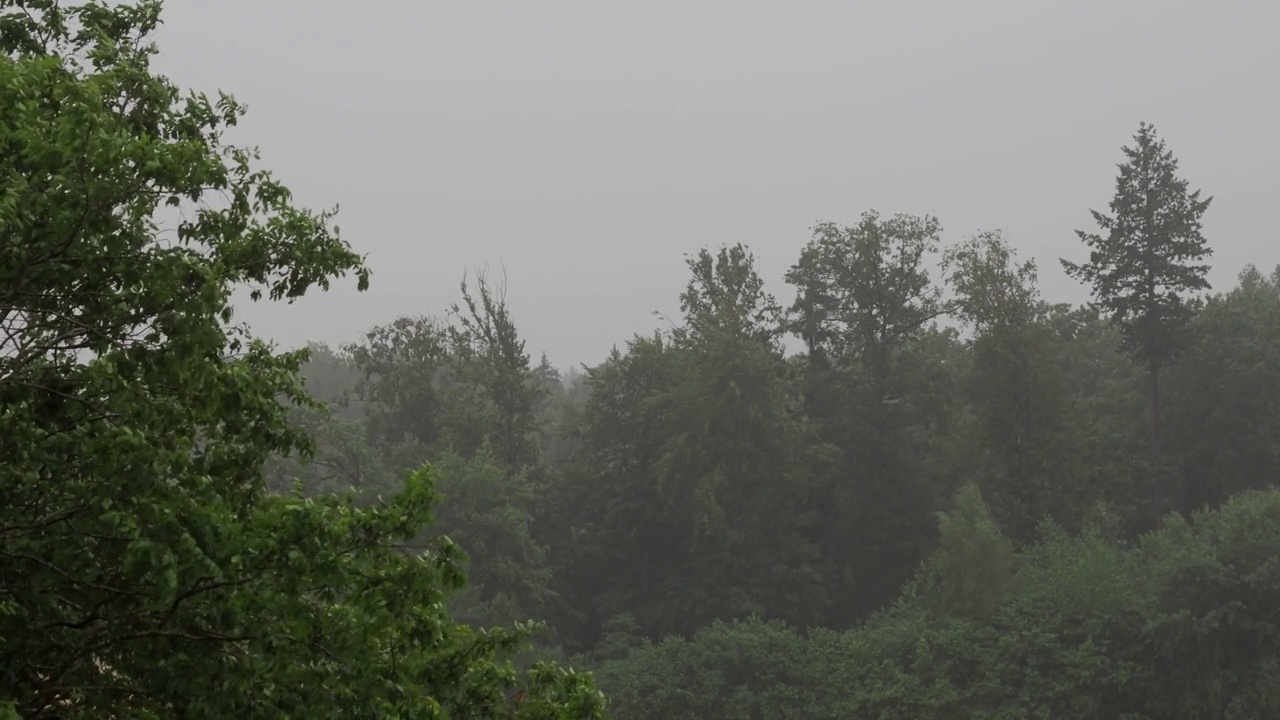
left=544, top=246, right=825, bottom=642
left=428, top=449, right=557, bottom=629
left=1137, top=490, right=1280, bottom=718
left=1062, top=122, right=1213, bottom=368
left=944, top=232, right=1076, bottom=539
left=1062, top=122, right=1214, bottom=526
left=592, top=490, right=1280, bottom=720
left=784, top=211, right=951, bottom=624
left=1165, top=265, right=1280, bottom=510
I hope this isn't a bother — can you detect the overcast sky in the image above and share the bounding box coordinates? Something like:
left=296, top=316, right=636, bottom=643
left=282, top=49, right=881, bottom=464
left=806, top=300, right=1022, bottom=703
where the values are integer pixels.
left=152, top=0, right=1279, bottom=367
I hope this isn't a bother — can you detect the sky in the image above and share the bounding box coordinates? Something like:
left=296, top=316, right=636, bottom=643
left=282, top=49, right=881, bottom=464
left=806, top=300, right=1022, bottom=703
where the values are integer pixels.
left=151, top=0, right=1280, bottom=368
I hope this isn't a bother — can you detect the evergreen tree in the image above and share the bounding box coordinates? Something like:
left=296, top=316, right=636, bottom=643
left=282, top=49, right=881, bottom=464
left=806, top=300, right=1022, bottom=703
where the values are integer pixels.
left=1061, top=122, right=1213, bottom=527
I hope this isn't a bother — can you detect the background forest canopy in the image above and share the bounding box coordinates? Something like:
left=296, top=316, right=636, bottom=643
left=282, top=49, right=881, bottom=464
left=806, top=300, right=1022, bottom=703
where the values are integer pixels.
left=278, top=119, right=1280, bottom=714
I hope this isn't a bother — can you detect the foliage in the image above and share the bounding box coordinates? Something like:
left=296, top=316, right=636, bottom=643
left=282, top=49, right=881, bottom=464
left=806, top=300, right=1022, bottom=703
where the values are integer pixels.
left=0, top=2, right=603, bottom=716
left=1165, top=265, right=1280, bottom=510
left=427, top=449, right=557, bottom=630
left=916, top=482, right=1017, bottom=619
left=944, top=231, right=1074, bottom=539
left=1062, top=121, right=1214, bottom=526
left=1061, top=122, right=1213, bottom=368
left=592, top=490, right=1280, bottom=720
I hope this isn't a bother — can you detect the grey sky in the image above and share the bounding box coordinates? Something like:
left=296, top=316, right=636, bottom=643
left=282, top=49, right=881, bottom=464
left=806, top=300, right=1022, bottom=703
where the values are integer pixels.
left=152, top=0, right=1279, bottom=367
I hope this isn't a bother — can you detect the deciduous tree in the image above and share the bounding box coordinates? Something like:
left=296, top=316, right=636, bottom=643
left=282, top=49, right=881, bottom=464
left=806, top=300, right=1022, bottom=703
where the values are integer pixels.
left=0, top=2, right=604, bottom=716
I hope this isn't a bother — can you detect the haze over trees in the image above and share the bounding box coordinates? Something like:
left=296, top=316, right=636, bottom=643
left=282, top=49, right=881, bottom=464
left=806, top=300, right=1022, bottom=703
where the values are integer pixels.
left=4, top=1, right=1280, bottom=719
left=268, top=117, right=1280, bottom=716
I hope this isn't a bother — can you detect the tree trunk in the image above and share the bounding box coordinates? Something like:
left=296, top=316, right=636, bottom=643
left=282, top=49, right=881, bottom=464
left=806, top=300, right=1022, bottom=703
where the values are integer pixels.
left=1150, top=362, right=1163, bottom=529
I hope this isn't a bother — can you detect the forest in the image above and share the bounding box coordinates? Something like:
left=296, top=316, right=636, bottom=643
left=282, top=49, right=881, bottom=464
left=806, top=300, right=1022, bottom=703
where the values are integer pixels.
left=4, top=1, right=1280, bottom=719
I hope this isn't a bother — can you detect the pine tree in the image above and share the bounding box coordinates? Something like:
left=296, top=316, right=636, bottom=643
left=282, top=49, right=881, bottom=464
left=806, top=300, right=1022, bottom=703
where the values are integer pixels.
left=1061, top=122, right=1213, bottom=527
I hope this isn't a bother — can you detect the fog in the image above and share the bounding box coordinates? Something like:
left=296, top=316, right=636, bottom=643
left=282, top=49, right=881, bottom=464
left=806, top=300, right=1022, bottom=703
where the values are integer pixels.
left=152, top=0, right=1279, bottom=365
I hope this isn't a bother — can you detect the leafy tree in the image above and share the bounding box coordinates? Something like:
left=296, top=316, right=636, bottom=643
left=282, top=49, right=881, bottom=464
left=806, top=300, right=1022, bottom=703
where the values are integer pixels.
left=784, top=211, right=949, bottom=623
left=787, top=211, right=946, bottom=385
left=1166, top=264, right=1280, bottom=511
left=1137, top=489, right=1280, bottom=718
left=585, top=618, right=816, bottom=720
left=297, top=342, right=365, bottom=409
left=592, top=489, right=1280, bottom=719
left=658, top=244, right=824, bottom=633
left=446, top=269, right=544, bottom=469
left=550, top=246, right=825, bottom=641
left=344, top=270, right=543, bottom=470
left=944, top=231, right=1070, bottom=539
left=558, top=333, right=684, bottom=646
left=345, top=314, right=454, bottom=450
left=1062, top=121, right=1214, bottom=527
left=915, top=482, right=1017, bottom=620
left=428, top=449, right=557, bottom=630
left=0, top=2, right=604, bottom=716
left=1041, top=304, right=1150, bottom=533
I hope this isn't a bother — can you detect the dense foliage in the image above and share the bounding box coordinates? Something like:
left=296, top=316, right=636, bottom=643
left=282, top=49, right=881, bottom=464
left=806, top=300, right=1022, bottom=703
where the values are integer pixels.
left=4, top=1, right=1277, bottom=718
left=0, top=1, right=603, bottom=717
left=275, top=120, right=1280, bottom=715
left=588, top=487, right=1280, bottom=719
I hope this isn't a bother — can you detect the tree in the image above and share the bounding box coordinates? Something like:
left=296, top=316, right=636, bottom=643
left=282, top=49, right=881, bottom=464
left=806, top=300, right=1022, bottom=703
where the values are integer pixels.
left=0, top=2, right=604, bottom=716
left=345, top=314, right=453, bottom=450
left=658, top=244, right=824, bottom=633
left=1165, top=265, right=1280, bottom=511
left=915, top=482, right=1016, bottom=619
left=344, top=269, right=543, bottom=470
left=446, top=268, right=544, bottom=470
left=428, top=449, right=558, bottom=630
left=560, top=333, right=685, bottom=646
left=1062, top=122, right=1213, bottom=528
left=944, top=231, right=1070, bottom=539
left=787, top=212, right=946, bottom=387
left=784, top=211, right=948, bottom=623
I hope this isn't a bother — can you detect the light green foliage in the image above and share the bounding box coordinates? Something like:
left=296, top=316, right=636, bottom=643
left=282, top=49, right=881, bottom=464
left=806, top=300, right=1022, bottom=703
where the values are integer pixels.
left=918, top=482, right=1017, bottom=619
left=0, top=2, right=603, bottom=716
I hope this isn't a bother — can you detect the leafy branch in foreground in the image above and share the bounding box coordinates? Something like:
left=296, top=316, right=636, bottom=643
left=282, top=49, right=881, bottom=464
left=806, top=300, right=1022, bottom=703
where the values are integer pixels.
left=0, top=1, right=604, bottom=717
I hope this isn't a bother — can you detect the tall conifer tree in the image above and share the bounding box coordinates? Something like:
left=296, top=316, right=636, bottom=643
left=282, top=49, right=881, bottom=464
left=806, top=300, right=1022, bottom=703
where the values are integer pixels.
left=1062, top=122, right=1213, bottom=526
